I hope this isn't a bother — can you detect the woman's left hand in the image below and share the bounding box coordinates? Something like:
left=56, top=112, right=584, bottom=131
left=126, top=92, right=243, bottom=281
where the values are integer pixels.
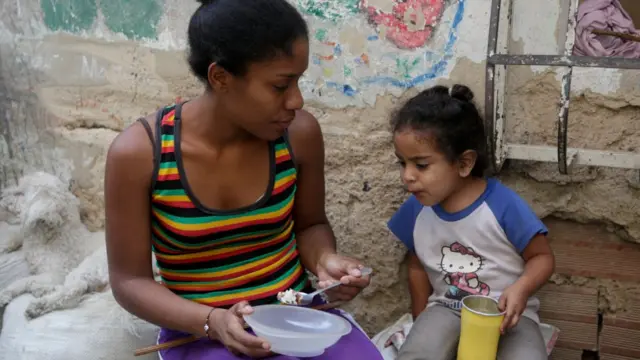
left=315, top=253, right=371, bottom=301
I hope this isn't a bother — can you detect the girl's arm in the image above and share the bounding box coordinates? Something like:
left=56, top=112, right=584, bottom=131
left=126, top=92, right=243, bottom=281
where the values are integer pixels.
left=499, top=233, right=555, bottom=332
left=407, top=252, right=432, bottom=319
left=516, top=234, right=555, bottom=297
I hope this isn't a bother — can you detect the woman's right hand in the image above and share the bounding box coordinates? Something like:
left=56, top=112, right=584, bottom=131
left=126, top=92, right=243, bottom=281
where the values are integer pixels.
left=209, top=301, right=272, bottom=358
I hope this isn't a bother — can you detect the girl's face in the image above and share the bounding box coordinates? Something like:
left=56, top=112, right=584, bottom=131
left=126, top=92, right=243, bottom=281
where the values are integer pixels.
left=393, top=129, right=464, bottom=207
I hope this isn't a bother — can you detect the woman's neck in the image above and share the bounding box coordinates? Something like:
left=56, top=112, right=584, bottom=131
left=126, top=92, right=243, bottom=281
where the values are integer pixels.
left=181, top=94, right=255, bottom=148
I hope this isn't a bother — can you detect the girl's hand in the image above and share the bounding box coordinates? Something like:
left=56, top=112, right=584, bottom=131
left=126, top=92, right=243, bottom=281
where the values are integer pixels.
left=498, top=283, right=528, bottom=334
left=316, top=253, right=371, bottom=301
left=209, top=301, right=272, bottom=358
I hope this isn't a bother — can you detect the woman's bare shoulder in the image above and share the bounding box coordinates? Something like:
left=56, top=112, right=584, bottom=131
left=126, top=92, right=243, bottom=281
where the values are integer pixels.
left=286, top=109, right=323, bottom=163
left=106, top=112, right=159, bottom=183
left=289, top=109, right=320, bottom=138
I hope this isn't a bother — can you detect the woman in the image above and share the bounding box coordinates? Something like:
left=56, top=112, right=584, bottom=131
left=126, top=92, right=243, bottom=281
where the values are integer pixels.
left=104, top=0, right=382, bottom=359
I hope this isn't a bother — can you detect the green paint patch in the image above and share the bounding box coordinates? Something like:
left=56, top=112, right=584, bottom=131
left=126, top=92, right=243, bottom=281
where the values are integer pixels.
left=100, top=0, right=164, bottom=40
left=41, top=0, right=97, bottom=33
left=344, top=66, right=352, bottom=77
left=396, top=57, right=422, bottom=79
left=296, top=0, right=360, bottom=21
left=40, top=0, right=163, bottom=40
left=315, top=28, right=328, bottom=42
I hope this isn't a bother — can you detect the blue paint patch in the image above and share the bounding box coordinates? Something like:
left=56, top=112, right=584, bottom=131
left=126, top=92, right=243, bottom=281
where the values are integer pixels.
left=367, top=35, right=379, bottom=41
left=424, top=50, right=437, bottom=63
left=334, top=44, right=342, bottom=56
left=342, top=85, right=356, bottom=96
left=312, top=55, right=322, bottom=65
left=327, top=0, right=466, bottom=96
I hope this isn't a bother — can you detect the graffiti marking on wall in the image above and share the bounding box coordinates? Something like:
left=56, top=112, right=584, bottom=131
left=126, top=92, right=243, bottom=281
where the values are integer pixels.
left=80, top=55, right=106, bottom=80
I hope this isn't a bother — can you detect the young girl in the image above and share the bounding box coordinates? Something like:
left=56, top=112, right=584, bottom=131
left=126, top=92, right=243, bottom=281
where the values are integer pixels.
left=387, top=84, right=555, bottom=360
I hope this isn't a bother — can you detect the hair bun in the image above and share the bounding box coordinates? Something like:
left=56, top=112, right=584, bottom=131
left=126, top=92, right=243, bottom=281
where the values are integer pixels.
left=450, top=84, right=474, bottom=102
left=196, top=0, right=216, bottom=5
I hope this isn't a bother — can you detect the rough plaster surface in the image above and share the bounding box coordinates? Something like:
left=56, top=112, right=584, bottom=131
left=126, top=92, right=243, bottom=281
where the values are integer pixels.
left=503, top=67, right=640, bottom=243
left=1, top=0, right=639, bottom=334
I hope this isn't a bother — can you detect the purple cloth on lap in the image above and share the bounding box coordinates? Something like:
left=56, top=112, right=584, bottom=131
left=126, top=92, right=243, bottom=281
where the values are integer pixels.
left=157, top=306, right=383, bottom=360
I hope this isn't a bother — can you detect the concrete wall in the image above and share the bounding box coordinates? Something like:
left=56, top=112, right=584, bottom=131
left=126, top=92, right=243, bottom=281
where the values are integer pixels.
left=1, top=0, right=639, bottom=334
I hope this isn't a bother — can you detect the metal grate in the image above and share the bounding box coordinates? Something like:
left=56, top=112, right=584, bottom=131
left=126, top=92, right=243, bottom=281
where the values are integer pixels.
left=484, top=0, right=640, bottom=175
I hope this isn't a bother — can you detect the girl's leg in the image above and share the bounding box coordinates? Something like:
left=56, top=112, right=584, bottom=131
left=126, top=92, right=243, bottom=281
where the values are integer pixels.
left=497, top=317, right=547, bottom=360
left=397, top=304, right=461, bottom=360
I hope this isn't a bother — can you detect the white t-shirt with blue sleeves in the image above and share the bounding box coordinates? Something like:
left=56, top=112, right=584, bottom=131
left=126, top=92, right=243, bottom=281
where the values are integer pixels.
left=388, top=178, right=548, bottom=323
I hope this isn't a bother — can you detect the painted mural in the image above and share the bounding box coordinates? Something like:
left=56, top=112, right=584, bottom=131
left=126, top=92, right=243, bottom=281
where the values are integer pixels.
left=299, top=0, right=447, bottom=49
left=300, top=0, right=464, bottom=106
left=33, top=0, right=465, bottom=107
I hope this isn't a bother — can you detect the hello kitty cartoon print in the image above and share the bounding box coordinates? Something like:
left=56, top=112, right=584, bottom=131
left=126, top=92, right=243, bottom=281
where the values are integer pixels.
left=440, top=242, right=490, bottom=301
left=360, top=0, right=446, bottom=49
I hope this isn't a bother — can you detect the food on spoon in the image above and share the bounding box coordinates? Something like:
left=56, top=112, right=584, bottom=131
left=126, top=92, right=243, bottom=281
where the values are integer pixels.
left=277, top=288, right=302, bottom=305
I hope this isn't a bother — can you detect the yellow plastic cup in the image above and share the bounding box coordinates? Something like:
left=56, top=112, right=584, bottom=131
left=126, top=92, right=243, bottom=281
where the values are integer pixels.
left=457, top=295, right=506, bottom=360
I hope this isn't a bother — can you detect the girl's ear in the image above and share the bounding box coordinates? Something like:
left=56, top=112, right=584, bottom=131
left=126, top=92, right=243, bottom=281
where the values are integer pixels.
left=457, top=150, right=478, bottom=177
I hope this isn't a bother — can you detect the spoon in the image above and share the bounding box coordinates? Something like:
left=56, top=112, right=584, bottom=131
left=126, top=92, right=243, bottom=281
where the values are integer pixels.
left=296, top=266, right=373, bottom=305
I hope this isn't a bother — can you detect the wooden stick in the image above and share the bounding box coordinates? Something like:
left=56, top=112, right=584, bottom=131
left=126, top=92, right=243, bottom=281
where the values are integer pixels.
left=135, top=335, right=198, bottom=357
left=133, top=301, right=345, bottom=357
left=592, top=29, right=640, bottom=43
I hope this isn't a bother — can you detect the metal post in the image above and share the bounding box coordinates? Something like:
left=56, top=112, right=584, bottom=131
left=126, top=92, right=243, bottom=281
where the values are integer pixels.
left=493, top=0, right=513, bottom=173
left=485, top=0, right=512, bottom=175
left=557, top=0, right=580, bottom=174
left=484, top=0, right=502, bottom=174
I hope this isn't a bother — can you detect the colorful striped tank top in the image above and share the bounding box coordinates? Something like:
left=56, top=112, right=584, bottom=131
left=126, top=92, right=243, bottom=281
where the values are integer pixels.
left=149, top=103, right=310, bottom=308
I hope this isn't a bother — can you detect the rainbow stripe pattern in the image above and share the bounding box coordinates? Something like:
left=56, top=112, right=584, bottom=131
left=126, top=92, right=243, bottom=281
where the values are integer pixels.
left=150, top=105, right=309, bottom=308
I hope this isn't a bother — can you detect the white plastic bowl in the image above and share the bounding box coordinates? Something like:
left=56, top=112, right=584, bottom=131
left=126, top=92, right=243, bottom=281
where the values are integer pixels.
left=243, top=304, right=352, bottom=357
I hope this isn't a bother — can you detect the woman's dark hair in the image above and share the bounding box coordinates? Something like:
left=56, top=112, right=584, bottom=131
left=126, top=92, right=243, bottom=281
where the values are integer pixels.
left=188, top=0, right=309, bottom=81
left=391, top=84, right=488, bottom=177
